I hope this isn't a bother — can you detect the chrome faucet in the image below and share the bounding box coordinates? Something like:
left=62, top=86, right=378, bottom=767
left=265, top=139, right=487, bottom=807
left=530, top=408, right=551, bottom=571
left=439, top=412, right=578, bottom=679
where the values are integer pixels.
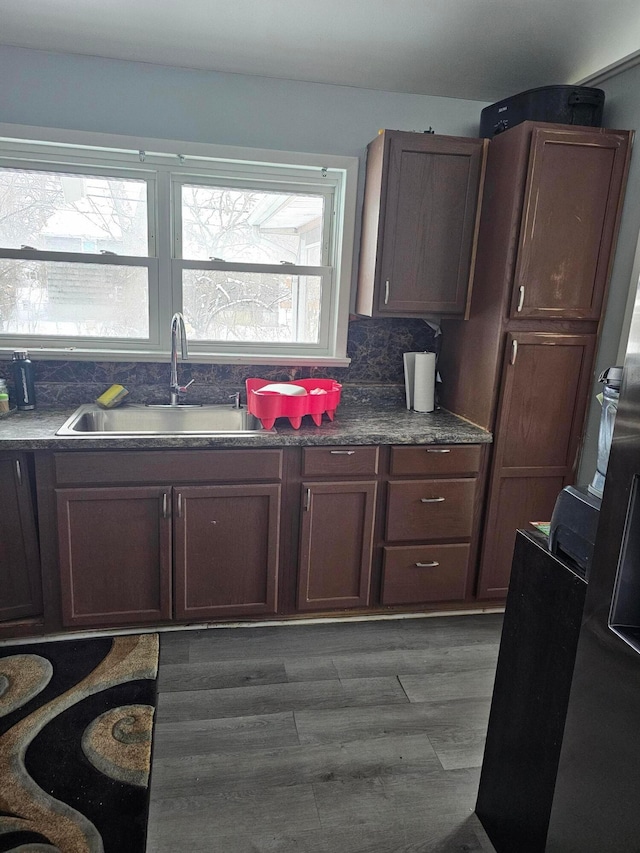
left=169, top=312, right=191, bottom=406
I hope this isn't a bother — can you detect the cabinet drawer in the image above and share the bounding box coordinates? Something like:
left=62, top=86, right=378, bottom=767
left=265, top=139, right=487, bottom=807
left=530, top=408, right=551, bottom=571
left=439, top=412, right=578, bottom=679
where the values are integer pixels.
left=302, top=446, right=379, bottom=477
left=386, top=479, right=476, bottom=541
left=390, top=445, right=481, bottom=476
left=54, top=449, right=283, bottom=485
left=382, top=544, right=470, bottom=604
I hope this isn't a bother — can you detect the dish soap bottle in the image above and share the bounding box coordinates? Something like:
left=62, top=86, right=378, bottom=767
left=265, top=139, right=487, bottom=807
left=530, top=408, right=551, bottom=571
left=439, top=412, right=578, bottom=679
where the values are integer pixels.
left=12, top=350, right=36, bottom=410
left=0, top=379, right=9, bottom=413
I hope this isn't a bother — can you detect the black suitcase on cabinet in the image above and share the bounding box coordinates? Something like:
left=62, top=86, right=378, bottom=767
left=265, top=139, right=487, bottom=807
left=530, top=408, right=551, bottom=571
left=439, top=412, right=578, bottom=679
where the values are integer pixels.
left=479, top=85, right=605, bottom=138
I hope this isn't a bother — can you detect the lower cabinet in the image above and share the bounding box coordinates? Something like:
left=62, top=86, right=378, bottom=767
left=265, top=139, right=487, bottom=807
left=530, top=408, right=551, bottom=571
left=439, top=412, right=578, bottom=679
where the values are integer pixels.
left=0, top=452, right=42, bottom=622
left=174, top=484, right=280, bottom=620
left=381, top=544, right=470, bottom=605
left=54, top=449, right=283, bottom=628
left=57, top=486, right=173, bottom=628
left=297, top=480, right=377, bottom=611
left=42, top=442, right=487, bottom=633
left=296, top=446, right=379, bottom=612
left=381, top=445, right=482, bottom=605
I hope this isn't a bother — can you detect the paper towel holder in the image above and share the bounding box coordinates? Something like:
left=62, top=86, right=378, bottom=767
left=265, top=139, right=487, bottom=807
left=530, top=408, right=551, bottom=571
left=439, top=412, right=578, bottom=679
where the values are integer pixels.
left=403, top=351, right=436, bottom=413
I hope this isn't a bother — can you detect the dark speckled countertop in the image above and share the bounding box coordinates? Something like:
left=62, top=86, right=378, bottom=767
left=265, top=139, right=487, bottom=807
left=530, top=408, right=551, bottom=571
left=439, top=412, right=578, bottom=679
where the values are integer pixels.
left=0, top=403, right=491, bottom=450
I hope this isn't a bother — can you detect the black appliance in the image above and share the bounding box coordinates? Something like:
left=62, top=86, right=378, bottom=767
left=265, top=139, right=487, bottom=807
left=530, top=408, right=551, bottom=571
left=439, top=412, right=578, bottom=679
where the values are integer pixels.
left=543, top=305, right=640, bottom=849
left=548, top=485, right=601, bottom=579
left=479, top=85, right=605, bottom=139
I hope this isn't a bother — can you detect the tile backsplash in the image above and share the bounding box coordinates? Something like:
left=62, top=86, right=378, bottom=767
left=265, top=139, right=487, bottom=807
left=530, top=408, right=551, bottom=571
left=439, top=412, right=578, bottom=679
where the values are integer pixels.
left=1, top=318, right=438, bottom=408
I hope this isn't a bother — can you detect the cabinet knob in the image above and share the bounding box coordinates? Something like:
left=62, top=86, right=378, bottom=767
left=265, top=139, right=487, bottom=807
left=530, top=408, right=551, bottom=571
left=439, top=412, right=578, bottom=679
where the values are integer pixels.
left=420, top=496, right=445, bottom=503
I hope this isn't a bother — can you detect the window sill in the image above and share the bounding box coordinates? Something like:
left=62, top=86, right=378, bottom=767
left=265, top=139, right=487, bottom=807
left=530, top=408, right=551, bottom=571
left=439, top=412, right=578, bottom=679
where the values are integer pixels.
left=0, top=347, right=351, bottom=367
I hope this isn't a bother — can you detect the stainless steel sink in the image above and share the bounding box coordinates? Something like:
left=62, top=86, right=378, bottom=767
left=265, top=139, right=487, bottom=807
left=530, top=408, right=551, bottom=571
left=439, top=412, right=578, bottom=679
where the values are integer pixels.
left=56, top=403, right=270, bottom=436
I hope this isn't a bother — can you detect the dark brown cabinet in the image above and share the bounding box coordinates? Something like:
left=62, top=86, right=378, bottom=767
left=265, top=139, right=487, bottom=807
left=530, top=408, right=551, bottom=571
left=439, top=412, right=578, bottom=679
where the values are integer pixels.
left=57, top=486, right=172, bottom=628
left=0, top=452, right=42, bottom=622
left=174, top=484, right=280, bottom=620
left=297, top=447, right=378, bottom=611
left=53, top=449, right=283, bottom=627
left=509, top=127, right=630, bottom=321
left=439, top=121, right=632, bottom=598
left=477, top=333, right=596, bottom=597
left=297, top=480, right=377, bottom=611
left=356, top=130, right=487, bottom=318
left=381, top=445, right=483, bottom=606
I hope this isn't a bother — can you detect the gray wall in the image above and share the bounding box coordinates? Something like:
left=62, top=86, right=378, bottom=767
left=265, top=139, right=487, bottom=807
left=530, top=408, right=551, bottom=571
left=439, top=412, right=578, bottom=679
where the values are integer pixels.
left=577, top=65, right=640, bottom=484
left=0, top=46, right=485, bottom=155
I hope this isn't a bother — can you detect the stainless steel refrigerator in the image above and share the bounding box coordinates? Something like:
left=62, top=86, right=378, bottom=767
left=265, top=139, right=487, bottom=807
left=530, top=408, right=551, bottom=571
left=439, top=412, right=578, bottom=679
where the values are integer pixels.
left=545, top=288, right=640, bottom=851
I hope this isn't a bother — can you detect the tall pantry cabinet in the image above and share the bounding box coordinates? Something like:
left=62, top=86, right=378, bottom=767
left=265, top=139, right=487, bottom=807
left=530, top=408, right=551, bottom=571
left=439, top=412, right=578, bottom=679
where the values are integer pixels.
left=439, top=121, right=633, bottom=598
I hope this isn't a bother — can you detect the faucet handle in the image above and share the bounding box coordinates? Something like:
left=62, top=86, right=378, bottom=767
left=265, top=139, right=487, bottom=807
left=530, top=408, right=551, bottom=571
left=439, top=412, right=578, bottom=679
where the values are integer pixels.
left=178, top=379, right=195, bottom=395
left=229, top=392, right=241, bottom=409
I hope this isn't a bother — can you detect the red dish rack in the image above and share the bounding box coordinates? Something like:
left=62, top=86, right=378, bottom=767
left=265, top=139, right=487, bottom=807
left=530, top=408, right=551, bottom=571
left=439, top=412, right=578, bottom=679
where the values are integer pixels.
left=246, top=378, right=342, bottom=430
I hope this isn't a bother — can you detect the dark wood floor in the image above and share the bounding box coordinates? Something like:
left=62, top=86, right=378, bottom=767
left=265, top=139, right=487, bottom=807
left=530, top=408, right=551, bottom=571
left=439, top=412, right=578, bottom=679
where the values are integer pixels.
left=146, top=614, right=502, bottom=853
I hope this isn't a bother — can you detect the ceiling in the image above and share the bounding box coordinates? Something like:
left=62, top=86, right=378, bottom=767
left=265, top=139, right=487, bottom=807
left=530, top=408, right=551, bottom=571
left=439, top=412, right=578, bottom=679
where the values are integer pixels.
left=3, top=0, right=640, bottom=102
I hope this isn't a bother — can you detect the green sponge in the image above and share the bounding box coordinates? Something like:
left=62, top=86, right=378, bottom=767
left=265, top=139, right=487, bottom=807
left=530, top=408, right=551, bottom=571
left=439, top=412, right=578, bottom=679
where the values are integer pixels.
left=96, top=384, right=129, bottom=409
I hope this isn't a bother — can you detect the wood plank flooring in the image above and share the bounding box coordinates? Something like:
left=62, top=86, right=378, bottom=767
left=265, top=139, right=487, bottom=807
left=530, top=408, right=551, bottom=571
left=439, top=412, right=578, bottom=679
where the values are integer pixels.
left=146, top=614, right=502, bottom=852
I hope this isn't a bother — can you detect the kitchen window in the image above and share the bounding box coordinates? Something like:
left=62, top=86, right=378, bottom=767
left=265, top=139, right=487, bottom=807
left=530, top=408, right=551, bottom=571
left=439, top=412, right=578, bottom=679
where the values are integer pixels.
left=0, top=130, right=357, bottom=363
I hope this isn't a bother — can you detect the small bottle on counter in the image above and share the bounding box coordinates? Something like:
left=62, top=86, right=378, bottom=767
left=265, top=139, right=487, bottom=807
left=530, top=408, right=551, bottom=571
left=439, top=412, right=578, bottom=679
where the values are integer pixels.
left=12, top=350, right=36, bottom=410
left=0, top=379, right=9, bottom=413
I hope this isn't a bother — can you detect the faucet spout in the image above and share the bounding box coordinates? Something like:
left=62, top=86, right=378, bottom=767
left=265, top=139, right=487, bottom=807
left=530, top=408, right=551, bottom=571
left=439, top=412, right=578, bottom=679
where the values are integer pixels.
left=170, top=312, right=189, bottom=406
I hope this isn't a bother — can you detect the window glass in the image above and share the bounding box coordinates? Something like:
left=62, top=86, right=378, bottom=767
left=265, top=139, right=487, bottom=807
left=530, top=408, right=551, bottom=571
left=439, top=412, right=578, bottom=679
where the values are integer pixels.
left=181, top=185, right=325, bottom=265
left=182, top=269, right=321, bottom=343
left=0, top=259, right=149, bottom=337
left=0, top=168, right=149, bottom=255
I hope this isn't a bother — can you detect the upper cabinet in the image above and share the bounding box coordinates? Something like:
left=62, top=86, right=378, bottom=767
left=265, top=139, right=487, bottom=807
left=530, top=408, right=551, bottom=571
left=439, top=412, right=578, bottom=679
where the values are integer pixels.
left=356, top=130, right=488, bottom=318
left=510, top=127, right=632, bottom=320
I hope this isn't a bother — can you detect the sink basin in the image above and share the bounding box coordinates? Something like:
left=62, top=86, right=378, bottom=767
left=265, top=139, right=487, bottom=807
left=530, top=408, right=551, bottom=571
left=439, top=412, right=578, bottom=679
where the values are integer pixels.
left=56, top=403, right=270, bottom=436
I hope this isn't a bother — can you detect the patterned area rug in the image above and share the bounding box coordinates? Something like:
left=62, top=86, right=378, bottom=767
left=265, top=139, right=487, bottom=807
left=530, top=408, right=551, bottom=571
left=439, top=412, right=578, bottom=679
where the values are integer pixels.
left=0, top=633, right=159, bottom=853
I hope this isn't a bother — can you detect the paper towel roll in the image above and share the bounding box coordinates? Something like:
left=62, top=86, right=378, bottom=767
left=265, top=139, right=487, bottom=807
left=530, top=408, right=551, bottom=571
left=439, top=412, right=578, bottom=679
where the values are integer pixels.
left=413, top=352, right=436, bottom=412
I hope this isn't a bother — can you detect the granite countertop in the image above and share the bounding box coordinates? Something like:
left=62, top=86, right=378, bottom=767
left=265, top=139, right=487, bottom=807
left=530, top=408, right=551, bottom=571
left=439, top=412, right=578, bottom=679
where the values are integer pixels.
left=0, top=404, right=491, bottom=450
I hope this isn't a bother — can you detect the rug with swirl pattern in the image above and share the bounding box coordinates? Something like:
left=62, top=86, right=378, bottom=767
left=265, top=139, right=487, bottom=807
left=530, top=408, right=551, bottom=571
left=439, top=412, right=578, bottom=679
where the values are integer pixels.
left=0, top=633, right=159, bottom=853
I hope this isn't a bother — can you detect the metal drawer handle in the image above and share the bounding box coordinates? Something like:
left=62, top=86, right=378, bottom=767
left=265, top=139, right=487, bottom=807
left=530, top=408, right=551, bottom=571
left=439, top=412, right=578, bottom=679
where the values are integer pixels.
left=15, top=458, right=22, bottom=486
left=426, top=448, right=450, bottom=453
left=177, top=492, right=183, bottom=518
left=384, top=280, right=390, bottom=304
left=415, top=561, right=440, bottom=568
left=517, top=285, right=525, bottom=312
left=330, top=450, right=355, bottom=455
left=511, top=339, right=518, bottom=365
left=420, top=496, right=445, bottom=503
left=162, top=493, right=168, bottom=518
left=304, top=487, right=312, bottom=511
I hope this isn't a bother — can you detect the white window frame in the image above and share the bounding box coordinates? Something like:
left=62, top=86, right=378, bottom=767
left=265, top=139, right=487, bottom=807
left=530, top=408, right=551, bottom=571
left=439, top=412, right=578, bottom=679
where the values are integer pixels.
left=0, top=124, right=358, bottom=365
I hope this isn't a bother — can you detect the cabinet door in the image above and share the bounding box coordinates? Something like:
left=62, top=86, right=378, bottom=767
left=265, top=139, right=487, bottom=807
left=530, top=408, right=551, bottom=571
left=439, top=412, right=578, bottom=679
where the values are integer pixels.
left=380, top=133, right=486, bottom=316
left=174, top=484, right=280, bottom=620
left=57, top=486, right=172, bottom=627
left=357, top=131, right=486, bottom=318
left=477, top=333, right=596, bottom=598
left=297, top=481, right=377, bottom=611
left=0, top=453, right=42, bottom=622
left=511, top=127, right=631, bottom=320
